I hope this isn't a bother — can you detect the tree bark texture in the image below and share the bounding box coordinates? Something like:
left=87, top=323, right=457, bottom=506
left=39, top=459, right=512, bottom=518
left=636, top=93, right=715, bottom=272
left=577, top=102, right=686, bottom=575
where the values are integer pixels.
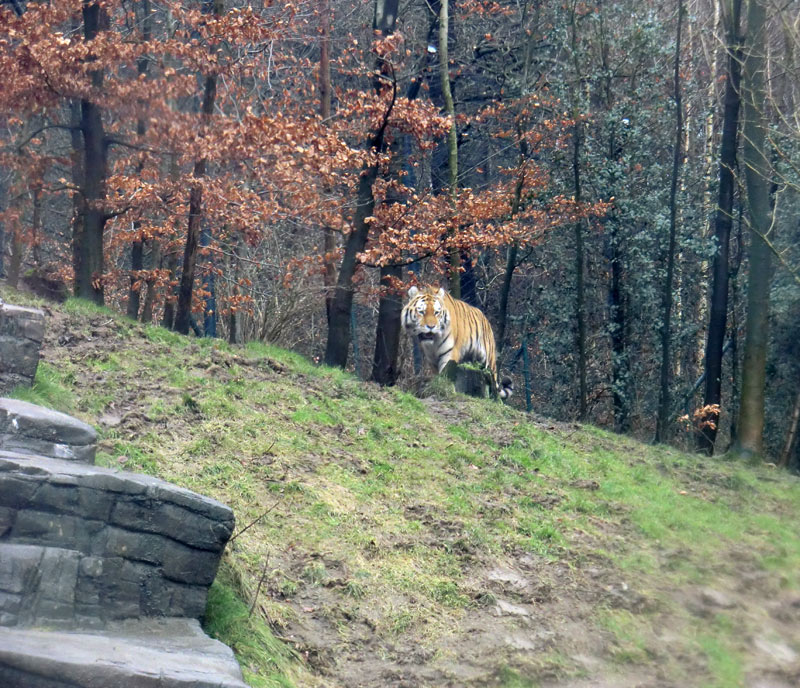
left=733, top=0, right=772, bottom=460
left=573, top=123, right=587, bottom=422
left=610, top=220, right=631, bottom=434
left=696, top=0, right=742, bottom=455
left=140, top=238, right=160, bottom=324
left=371, top=264, right=403, bottom=385
left=74, top=1, right=108, bottom=305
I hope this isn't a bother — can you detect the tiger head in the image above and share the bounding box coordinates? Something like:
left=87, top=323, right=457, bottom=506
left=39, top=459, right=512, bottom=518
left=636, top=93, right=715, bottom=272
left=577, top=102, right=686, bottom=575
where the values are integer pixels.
left=402, top=286, right=450, bottom=344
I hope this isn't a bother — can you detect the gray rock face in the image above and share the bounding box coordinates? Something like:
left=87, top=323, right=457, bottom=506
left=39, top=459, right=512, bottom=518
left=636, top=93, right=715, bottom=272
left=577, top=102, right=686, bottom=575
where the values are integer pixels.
left=0, top=400, right=245, bottom=687
left=0, top=304, right=45, bottom=395
left=0, top=398, right=97, bottom=463
left=0, top=618, right=248, bottom=687
left=0, top=451, right=235, bottom=628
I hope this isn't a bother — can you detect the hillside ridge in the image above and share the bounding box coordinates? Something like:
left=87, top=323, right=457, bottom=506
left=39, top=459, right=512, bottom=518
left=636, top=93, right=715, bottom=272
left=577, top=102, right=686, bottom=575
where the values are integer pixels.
left=4, top=288, right=800, bottom=688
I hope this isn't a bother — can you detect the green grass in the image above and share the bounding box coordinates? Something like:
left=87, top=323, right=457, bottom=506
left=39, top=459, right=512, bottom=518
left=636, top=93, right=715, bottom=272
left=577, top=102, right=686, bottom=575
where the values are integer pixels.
left=204, top=566, right=300, bottom=688
left=10, top=361, right=75, bottom=411
left=11, top=290, right=799, bottom=688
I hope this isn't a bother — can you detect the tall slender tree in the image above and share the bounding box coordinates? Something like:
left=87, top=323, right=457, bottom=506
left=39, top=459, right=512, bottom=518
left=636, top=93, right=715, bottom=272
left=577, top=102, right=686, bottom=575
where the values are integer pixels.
left=438, top=0, right=460, bottom=298
left=696, top=0, right=743, bottom=455
left=174, top=0, right=223, bottom=334
left=74, top=0, right=109, bottom=305
left=655, top=0, right=685, bottom=443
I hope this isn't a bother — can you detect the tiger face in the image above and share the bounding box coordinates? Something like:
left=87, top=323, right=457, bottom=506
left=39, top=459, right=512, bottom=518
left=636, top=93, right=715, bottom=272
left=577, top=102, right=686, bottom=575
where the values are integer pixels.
left=402, top=286, right=450, bottom=345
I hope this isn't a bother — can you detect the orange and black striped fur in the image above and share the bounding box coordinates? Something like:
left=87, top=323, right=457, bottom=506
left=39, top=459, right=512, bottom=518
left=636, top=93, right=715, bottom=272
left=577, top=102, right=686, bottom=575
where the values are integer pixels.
left=402, top=286, right=513, bottom=399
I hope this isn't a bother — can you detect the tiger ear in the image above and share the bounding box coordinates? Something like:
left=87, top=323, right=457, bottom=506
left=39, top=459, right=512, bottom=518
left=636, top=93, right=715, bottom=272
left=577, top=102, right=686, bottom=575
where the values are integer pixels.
left=407, top=286, right=419, bottom=299
left=437, top=287, right=445, bottom=299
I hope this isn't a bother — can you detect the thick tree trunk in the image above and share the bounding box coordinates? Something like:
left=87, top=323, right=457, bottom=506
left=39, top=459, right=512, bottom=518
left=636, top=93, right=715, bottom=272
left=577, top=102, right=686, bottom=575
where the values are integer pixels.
left=69, top=98, right=84, bottom=291
left=31, top=185, right=41, bottom=267
left=161, top=248, right=179, bottom=329
left=7, top=231, right=23, bottom=289
left=655, top=0, right=684, bottom=444
left=324, top=151, right=383, bottom=367
left=696, top=0, right=742, bottom=455
left=371, top=264, right=403, bottom=385
left=74, top=1, right=108, bottom=305
left=0, top=178, right=5, bottom=279
left=496, top=243, right=517, bottom=354
left=127, top=239, right=143, bottom=319
left=732, top=0, right=772, bottom=460
left=573, top=124, right=587, bottom=421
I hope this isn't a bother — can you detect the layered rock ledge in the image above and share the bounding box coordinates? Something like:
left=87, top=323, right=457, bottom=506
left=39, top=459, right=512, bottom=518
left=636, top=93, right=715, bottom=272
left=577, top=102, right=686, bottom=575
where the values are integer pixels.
left=0, top=450, right=235, bottom=628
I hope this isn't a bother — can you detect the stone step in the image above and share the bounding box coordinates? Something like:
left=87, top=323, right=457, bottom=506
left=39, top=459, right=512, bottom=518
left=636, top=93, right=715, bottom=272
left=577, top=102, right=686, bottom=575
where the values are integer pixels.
left=0, top=618, right=248, bottom=688
left=0, top=397, right=97, bottom=464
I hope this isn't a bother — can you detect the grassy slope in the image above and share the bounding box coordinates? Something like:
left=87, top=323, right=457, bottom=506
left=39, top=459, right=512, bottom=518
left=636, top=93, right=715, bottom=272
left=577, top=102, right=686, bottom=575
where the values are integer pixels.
left=4, top=287, right=800, bottom=688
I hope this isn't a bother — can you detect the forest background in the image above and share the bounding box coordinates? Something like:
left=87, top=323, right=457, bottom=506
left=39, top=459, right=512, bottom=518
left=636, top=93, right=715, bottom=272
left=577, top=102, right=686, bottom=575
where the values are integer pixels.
left=1, top=0, right=798, bottom=467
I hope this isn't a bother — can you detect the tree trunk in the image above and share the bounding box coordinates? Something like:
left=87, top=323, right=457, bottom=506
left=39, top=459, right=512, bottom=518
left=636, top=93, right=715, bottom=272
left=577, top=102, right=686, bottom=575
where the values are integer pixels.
left=74, top=1, right=108, bottom=305
left=610, top=220, right=631, bottom=433
left=127, top=239, right=143, bottom=319
left=573, top=123, right=587, bottom=421
left=31, top=185, right=41, bottom=268
left=324, top=0, right=398, bottom=368
left=696, top=0, right=743, bottom=455
left=319, top=0, right=337, bottom=326
left=161, top=248, right=179, bottom=329
left=496, top=243, right=517, bottom=354
left=126, top=0, right=151, bottom=321
left=69, top=97, right=84, bottom=292
left=174, top=0, right=221, bottom=334
left=140, top=238, right=160, bottom=324
left=779, top=387, right=800, bottom=468
left=732, top=0, right=772, bottom=460
left=655, top=0, right=684, bottom=444
left=0, top=176, right=5, bottom=279
left=371, top=264, right=403, bottom=385
left=438, top=0, right=460, bottom=298
left=324, top=137, right=386, bottom=368
left=7, top=231, right=23, bottom=289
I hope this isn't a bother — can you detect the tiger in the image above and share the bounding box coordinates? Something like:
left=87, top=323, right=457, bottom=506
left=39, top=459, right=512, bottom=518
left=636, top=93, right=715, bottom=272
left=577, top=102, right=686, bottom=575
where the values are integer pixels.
left=402, top=285, right=513, bottom=400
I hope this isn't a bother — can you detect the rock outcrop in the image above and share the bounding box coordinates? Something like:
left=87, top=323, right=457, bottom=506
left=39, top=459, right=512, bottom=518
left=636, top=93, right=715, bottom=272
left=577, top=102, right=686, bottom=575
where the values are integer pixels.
left=0, top=398, right=97, bottom=463
left=0, top=302, right=45, bottom=395
left=0, top=394, right=247, bottom=687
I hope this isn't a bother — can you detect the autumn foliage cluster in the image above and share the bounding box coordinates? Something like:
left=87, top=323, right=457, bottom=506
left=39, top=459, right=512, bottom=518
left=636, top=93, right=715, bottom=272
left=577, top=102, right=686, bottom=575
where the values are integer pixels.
left=0, top=0, right=589, bottom=329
